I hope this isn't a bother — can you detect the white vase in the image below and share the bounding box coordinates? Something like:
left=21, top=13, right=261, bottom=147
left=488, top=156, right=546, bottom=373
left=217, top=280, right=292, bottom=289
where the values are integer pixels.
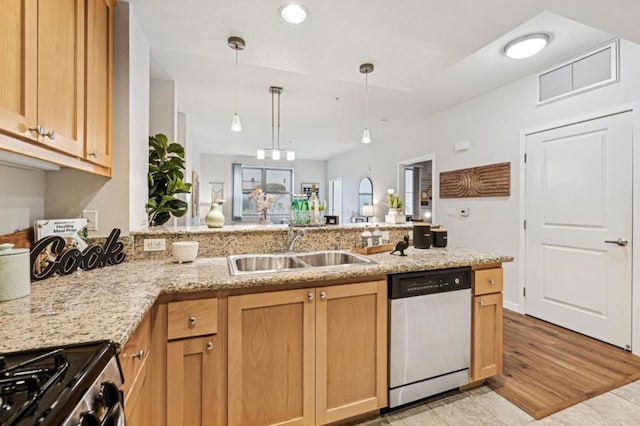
left=388, top=208, right=403, bottom=217
left=205, top=203, right=225, bottom=228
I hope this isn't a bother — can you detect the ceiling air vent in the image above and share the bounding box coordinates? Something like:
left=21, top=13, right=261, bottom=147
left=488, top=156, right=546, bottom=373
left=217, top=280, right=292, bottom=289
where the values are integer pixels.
left=537, top=39, right=619, bottom=105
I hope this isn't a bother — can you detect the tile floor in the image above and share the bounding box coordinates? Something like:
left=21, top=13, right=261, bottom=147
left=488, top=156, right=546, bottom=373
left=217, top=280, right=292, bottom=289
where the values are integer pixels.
left=354, top=380, right=640, bottom=425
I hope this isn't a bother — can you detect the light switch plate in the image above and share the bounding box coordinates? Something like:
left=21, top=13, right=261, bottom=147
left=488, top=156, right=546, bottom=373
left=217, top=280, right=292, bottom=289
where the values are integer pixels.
left=446, top=207, right=457, bottom=216
left=82, top=210, right=99, bottom=231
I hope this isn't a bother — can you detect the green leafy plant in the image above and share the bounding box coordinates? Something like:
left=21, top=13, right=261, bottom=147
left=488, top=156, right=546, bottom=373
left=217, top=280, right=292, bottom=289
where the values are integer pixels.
left=146, top=134, right=192, bottom=226
left=385, top=192, right=404, bottom=209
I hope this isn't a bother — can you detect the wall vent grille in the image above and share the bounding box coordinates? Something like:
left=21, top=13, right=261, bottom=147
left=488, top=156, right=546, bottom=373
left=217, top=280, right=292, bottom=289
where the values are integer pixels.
left=537, top=39, right=619, bottom=105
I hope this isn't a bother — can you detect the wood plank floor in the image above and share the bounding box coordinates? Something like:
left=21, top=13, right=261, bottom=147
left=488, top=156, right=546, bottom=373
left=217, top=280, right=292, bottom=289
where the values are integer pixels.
left=486, top=310, right=640, bottom=420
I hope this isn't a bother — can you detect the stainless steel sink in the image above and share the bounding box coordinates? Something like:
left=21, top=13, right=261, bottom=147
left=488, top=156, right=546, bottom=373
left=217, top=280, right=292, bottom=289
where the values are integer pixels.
left=295, top=251, right=375, bottom=267
left=227, top=250, right=375, bottom=275
left=229, top=254, right=307, bottom=274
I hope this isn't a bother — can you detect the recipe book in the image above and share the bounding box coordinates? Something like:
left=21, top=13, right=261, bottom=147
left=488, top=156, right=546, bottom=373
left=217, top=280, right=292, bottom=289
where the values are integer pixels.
left=33, top=219, right=88, bottom=273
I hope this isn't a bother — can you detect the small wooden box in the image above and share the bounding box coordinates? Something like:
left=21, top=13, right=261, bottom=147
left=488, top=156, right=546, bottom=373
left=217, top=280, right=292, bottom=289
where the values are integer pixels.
left=351, top=243, right=394, bottom=255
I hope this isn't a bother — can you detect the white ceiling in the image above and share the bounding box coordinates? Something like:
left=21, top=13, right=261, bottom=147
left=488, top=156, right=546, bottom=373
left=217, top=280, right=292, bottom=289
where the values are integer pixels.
left=129, top=0, right=640, bottom=160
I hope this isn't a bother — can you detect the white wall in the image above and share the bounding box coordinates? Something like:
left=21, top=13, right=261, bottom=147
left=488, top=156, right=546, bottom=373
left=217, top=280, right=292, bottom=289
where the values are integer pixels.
left=149, top=79, right=176, bottom=141
left=0, top=165, right=44, bottom=235
left=177, top=111, right=201, bottom=226
left=44, top=2, right=149, bottom=236
left=200, top=154, right=327, bottom=224
left=327, top=39, right=640, bottom=310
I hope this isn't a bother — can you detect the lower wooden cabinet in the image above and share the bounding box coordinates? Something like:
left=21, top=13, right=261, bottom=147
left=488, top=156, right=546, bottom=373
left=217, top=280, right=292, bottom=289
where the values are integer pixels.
left=227, top=280, right=387, bottom=426
left=167, top=335, right=219, bottom=426
left=125, top=359, right=151, bottom=426
left=470, top=268, right=504, bottom=382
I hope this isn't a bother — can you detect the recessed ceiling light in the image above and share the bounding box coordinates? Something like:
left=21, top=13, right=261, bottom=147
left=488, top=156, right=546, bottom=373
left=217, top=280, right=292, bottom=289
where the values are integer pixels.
left=503, top=33, right=550, bottom=59
left=279, top=4, right=308, bottom=24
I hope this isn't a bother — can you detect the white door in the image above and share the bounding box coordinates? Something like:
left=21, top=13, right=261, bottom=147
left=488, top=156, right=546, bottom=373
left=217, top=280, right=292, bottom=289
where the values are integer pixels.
left=525, top=112, right=632, bottom=349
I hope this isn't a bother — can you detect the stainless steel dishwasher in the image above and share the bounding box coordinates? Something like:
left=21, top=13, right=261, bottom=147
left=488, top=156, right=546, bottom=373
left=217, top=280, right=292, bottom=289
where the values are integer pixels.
left=388, top=267, right=471, bottom=408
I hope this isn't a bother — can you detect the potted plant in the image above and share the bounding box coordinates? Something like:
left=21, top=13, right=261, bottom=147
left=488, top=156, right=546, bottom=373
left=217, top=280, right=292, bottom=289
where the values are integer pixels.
left=385, top=190, right=405, bottom=216
left=146, top=134, right=192, bottom=226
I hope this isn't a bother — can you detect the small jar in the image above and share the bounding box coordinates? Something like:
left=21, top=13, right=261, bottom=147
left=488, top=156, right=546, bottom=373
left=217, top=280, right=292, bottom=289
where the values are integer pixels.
left=361, top=229, right=372, bottom=248
left=372, top=227, right=382, bottom=246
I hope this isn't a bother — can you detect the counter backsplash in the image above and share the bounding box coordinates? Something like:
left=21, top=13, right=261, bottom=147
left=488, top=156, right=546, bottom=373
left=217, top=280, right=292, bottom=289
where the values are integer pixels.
left=109, top=224, right=414, bottom=261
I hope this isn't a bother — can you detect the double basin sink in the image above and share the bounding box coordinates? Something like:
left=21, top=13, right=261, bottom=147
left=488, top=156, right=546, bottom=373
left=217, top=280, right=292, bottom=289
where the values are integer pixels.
left=228, top=250, right=376, bottom=275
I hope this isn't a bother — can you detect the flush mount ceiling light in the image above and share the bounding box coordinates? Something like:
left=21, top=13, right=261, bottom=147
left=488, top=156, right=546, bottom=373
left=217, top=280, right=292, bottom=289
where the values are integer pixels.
left=360, top=63, right=374, bottom=144
left=256, top=87, right=295, bottom=161
left=228, top=36, right=245, bottom=132
left=279, top=3, right=308, bottom=24
left=503, top=33, right=550, bottom=59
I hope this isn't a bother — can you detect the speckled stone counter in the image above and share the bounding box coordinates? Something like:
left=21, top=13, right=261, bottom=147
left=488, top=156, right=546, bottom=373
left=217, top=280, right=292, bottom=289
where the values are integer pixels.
left=0, top=246, right=512, bottom=353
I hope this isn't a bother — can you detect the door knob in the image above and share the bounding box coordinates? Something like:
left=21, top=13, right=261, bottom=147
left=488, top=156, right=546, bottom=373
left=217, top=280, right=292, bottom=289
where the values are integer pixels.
left=604, top=238, right=628, bottom=246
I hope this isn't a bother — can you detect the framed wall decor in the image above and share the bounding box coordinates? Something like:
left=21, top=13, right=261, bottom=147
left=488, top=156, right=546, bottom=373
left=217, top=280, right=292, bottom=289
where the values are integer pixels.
left=301, top=183, right=320, bottom=198
left=440, top=162, right=510, bottom=198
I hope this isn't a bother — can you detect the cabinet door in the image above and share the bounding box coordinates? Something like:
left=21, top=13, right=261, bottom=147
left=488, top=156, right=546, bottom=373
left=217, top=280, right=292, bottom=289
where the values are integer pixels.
left=228, top=289, right=315, bottom=426
left=315, top=280, right=388, bottom=425
left=167, top=336, right=218, bottom=426
left=0, top=0, right=37, bottom=139
left=85, top=0, right=112, bottom=167
left=125, top=357, right=151, bottom=426
left=37, top=0, right=84, bottom=156
left=471, top=292, right=503, bottom=381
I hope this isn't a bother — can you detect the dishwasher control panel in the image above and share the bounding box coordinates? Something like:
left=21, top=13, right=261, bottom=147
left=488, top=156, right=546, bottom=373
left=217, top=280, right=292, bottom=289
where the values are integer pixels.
left=389, top=267, right=471, bottom=299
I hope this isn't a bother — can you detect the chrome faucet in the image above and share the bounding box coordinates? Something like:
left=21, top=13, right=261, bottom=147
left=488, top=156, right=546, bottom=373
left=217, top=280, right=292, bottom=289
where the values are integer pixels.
left=287, top=227, right=306, bottom=251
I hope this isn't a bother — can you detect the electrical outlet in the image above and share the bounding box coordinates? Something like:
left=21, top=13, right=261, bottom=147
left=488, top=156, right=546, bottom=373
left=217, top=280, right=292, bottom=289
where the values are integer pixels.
left=459, top=208, right=470, bottom=217
left=82, top=210, right=99, bottom=232
left=144, top=238, right=166, bottom=251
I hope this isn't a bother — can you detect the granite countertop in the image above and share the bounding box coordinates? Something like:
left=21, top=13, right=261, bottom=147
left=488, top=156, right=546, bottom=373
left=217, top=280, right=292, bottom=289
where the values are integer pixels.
left=0, top=247, right=512, bottom=353
left=130, top=222, right=414, bottom=235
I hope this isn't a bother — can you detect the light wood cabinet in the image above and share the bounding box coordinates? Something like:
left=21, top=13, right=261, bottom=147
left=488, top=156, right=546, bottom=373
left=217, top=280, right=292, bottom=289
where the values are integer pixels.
left=227, top=280, right=387, bottom=426
left=84, top=0, right=113, bottom=168
left=0, top=0, right=113, bottom=176
left=164, top=298, right=220, bottom=426
left=121, top=310, right=152, bottom=424
left=470, top=267, right=504, bottom=382
left=167, top=335, right=219, bottom=426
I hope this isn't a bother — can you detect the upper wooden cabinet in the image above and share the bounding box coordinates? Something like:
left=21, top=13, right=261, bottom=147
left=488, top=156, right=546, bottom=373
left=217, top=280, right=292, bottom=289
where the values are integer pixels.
left=0, top=0, right=113, bottom=176
left=85, top=0, right=113, bottom=168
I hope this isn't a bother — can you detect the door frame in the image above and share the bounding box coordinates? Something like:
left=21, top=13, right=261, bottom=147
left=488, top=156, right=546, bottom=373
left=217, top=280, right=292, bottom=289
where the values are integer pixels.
left=518, top=101, right=640, bottom=355
left=397, top=153, right=436, bottom=222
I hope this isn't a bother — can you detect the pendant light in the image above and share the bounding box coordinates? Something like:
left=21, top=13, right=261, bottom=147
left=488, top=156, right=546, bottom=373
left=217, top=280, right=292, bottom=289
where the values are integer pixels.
left=228, top=36, right=245, bottom=132
left=256, top=86, right=295, bottom=161
left=360, top=63, right=374, bottom=144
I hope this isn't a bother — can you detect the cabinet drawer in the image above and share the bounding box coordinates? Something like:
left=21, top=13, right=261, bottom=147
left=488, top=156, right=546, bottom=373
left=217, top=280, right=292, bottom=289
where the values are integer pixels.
left=120, top=312, right=151, bottom=394
left=473, top=268, right=503, bottom=295
left=168, top=298, right=218, bottom=340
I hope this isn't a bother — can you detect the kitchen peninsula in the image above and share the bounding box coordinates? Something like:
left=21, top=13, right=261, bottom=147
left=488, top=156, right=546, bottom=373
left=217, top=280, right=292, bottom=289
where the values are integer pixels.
left=0, top=236, right=512, bottom=425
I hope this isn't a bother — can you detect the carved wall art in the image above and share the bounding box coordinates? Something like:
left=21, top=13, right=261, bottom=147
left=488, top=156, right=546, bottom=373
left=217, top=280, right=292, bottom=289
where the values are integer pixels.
left=440, top=162, right=510, bottom=198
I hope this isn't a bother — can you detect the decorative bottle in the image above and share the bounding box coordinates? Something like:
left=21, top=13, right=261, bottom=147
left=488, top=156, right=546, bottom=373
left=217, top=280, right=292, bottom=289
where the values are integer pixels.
left=205, top=182, right=225, bottom=228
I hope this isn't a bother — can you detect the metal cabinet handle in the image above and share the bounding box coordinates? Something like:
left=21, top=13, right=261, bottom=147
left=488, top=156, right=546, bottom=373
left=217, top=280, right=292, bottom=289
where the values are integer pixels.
left=29, top=125, right=44, bottom=136
left=479, top=300, right=485, bottom=307
left=189, top=316, right=197, bottom=326
left=206, top=341, right=214, bottom=351
left=88, top=151, right=98, bottom=157
left=132, top=349, right=145, bottom=360
left=605, top=238, right=628, bottom=246
left=307, top=292, right=314, bottom=301
left=488, top=279, right=496, bottom=285
left=319, top=291, right=327, bottom=300
left=45, top=129, right=55, bottom=140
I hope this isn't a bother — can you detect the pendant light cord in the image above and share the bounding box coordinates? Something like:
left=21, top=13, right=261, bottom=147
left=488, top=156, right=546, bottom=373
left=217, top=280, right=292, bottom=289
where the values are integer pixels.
left=234, top=48, right=239, bottom=114
left=271, top=89, right=275, bottom=150
left=364, top=71, right=369, bottom=129
left=277, top=90, right=281, bottom=150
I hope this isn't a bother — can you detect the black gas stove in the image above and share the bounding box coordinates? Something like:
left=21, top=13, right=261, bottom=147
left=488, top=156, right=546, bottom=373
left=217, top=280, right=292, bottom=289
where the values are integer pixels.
left=0, top=341, right=124, bottom=426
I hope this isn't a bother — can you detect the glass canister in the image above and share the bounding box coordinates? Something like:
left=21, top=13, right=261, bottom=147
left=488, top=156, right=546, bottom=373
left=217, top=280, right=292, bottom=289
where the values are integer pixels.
left=290, top=195, right=300, bottom=225
left=299, top=196, right=310, bottom=225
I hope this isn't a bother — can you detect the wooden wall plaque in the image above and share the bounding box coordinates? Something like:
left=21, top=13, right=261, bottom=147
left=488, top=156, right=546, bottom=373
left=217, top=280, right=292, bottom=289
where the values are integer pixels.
left=440, top=162, right=510, bottom=198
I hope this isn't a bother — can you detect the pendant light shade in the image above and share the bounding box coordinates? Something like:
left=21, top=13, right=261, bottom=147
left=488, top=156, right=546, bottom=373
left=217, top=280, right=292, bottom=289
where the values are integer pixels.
left=361, top=128, right=371, bottom=144
left=229, top=36, right=245, bottom=132
left=230, top=113, right=242, bottom=132
left=360, top=63, right=374, bottom=144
